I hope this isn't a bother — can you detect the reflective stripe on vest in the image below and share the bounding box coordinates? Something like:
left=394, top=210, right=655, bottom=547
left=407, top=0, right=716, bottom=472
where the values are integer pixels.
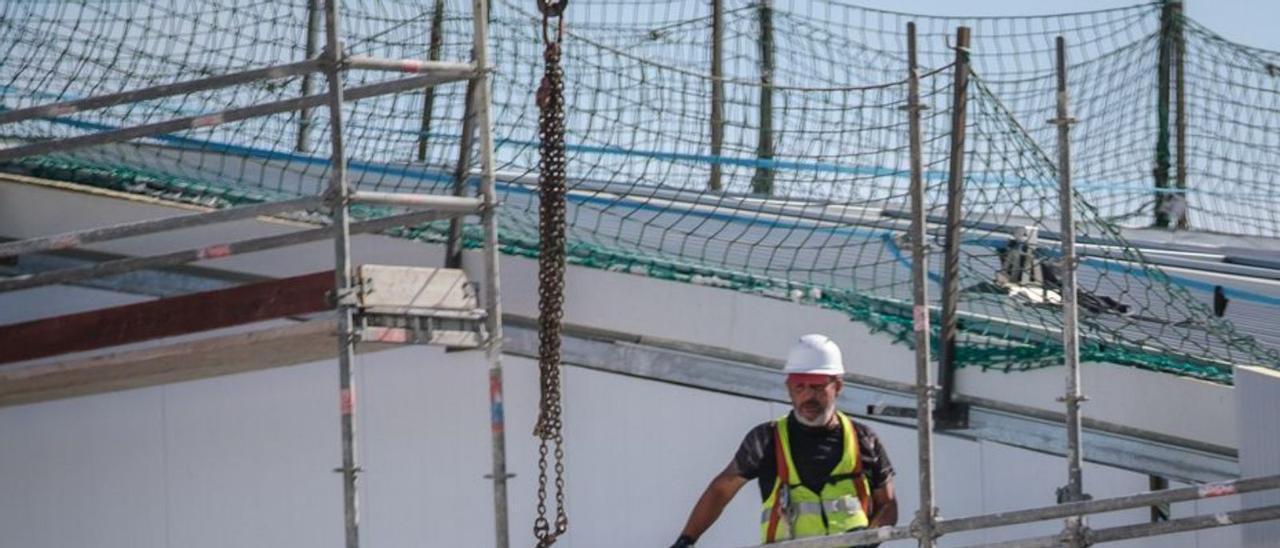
left=759, top=412, right=871, bottom=543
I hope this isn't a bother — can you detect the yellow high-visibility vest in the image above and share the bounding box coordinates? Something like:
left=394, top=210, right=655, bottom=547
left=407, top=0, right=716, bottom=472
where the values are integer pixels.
left=760, top=411, right=871, bottom=543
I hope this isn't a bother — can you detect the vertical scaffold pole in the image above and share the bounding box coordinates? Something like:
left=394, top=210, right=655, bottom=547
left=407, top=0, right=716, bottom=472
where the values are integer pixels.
left=709, top=0, right=725, bottom=192
left=298, top=0, right=322, bottom=152
left=905, top=22, right=937, bottom=548
left=751, top=0, right=774, bottom=195
left=416, top=0, right=447, bottom=162
left=1173, top=1, right=1188, bottom=229
left=446, top=79, right=477, bottom=270
left=1051, top=35, right=1088, bottom=548
left=937, top=26, right=970, bottom=425
left=471, top=0, right=510, bottom=546
left=320, top=1, right=360, bottom=547
left=1154, top=0, right=1174, bottom=228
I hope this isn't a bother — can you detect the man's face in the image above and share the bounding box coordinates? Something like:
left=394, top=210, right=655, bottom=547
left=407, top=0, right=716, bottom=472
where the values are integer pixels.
left=786, top=374, right=842, bottom=426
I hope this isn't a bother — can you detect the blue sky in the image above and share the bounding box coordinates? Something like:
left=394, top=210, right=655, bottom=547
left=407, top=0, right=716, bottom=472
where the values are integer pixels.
left=844, top=1, right=1279, bottom=50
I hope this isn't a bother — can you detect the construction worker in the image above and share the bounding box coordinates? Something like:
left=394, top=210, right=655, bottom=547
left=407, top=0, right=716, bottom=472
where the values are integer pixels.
left=671, top=334, right=898, bottom=547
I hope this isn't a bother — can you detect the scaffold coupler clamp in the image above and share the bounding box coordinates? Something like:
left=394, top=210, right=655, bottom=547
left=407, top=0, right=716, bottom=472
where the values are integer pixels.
left=908, top=506, right=941, bottom=542
left=1056, top=393, right=1090, bottom=404
left=1060, top=513, right=1092, bottom=548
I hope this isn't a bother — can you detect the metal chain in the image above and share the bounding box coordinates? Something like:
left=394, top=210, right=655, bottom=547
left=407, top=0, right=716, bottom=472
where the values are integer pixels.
left=533, top=0, right=568, bottom=546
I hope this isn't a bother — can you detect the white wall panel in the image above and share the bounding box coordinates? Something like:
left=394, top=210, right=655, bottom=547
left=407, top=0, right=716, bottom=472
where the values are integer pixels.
left=161, top=361, right=342, bottom=548
left=0, top=390, right=167, bottom=548
left=1236, top=365, right=1280, bottom=546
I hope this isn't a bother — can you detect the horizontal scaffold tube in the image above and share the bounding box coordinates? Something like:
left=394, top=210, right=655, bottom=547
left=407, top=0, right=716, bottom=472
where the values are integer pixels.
left=0, top=59, right=323, bottom=126
left=348, top=190, right=483, bottom=212
left=747, top=473, right=1280, bottom=548
left=345, top=55, right=476, bottom=78
left=0, top=72, right=470, bottom=163
left=0, top=209, right=454, bottom=293
left=0, top=196, right=324, bottom=259
left=977, top=504, right=1280, bottom=548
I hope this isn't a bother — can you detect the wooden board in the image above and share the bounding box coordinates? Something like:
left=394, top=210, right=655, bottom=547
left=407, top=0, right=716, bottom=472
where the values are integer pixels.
left=0, top=319, right=398, bottom=408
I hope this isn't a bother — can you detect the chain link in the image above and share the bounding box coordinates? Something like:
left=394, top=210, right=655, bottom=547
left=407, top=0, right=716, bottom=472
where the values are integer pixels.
left=533, top=1, right=568, bottom=546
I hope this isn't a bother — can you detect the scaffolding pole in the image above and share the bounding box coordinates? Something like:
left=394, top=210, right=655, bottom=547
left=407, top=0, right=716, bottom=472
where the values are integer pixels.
left=345, top=56, right=476, bottom=76
left=1173, top=0, right=1188, bottom=229
left=0, top=59, right=321, bottom=126
left=447, top=79, right=478, bottom=269
left=318, top=1, right=361, bottom=546
left=708, top=0, right=724, bottom=192
left=979, top=504, right=1280, bottom=548
left=0, top=195, right=323, bottom=259
left=0, top=209, right=458, bottom=293
left=751, top=0, right=774, bottom=195
left=904, top=21, right=937, bottom=548
left=298, top=0, right=322, bottom=152
left=470, top=0, right=511, bottom=545
left=416, top=0, right=447, bottom=162
left=0, top=71, right=473, bottom=164
left=752, top=473, right=1280, bottom=547
left=937, top=26, right=971, bottom=427
left=1050, top=36, right=1089, bottom=548
left=1154, top=0, right=1174, bottom=228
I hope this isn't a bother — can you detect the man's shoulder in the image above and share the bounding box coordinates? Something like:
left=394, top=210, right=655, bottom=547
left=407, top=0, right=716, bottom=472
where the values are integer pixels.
left=850, top=417, right=879, bottom=437
left=850, top=416, right=886, bottom=446
left=738, top=418, right=782, bottom=452
left=745, top=419, right=777, bottom=440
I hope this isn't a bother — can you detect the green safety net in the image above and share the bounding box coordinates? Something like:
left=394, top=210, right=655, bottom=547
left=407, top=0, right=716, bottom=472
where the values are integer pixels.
left=1, top=0, right=1277, bottom=383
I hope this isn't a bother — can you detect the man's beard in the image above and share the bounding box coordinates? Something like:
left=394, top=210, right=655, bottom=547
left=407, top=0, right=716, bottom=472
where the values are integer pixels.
left=795, top=400, right=836, bottom=427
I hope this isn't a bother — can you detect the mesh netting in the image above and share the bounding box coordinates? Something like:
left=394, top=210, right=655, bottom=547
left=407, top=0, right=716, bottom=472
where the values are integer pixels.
left=0, top=0, right=1276, bottom=383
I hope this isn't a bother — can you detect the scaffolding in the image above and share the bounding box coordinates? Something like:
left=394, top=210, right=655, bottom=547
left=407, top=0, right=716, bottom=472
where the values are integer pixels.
left=0, top=1, right=509, bottom=547
left=1, top=2, right=1279, bottom=548
left=742, top=24, right=1280, bottom=548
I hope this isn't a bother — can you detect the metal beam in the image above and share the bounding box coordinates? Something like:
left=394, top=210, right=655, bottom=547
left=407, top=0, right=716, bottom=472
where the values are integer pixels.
left=0, top=271, right=333, bottom=365
left=500, top=319, right=1237, bottom=484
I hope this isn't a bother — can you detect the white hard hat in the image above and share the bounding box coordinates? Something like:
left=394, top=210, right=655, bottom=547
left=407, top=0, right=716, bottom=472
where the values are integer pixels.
left=784, top=334, right=845, bottom=376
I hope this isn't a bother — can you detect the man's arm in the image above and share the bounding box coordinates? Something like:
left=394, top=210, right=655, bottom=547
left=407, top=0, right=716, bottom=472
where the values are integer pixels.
left=675, top=462, right=750, bottom=545
left=867, top=479, right=898, bottom=528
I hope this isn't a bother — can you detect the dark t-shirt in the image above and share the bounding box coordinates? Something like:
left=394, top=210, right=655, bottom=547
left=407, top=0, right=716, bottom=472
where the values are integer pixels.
left=732, top=413, right=894, bottom=501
